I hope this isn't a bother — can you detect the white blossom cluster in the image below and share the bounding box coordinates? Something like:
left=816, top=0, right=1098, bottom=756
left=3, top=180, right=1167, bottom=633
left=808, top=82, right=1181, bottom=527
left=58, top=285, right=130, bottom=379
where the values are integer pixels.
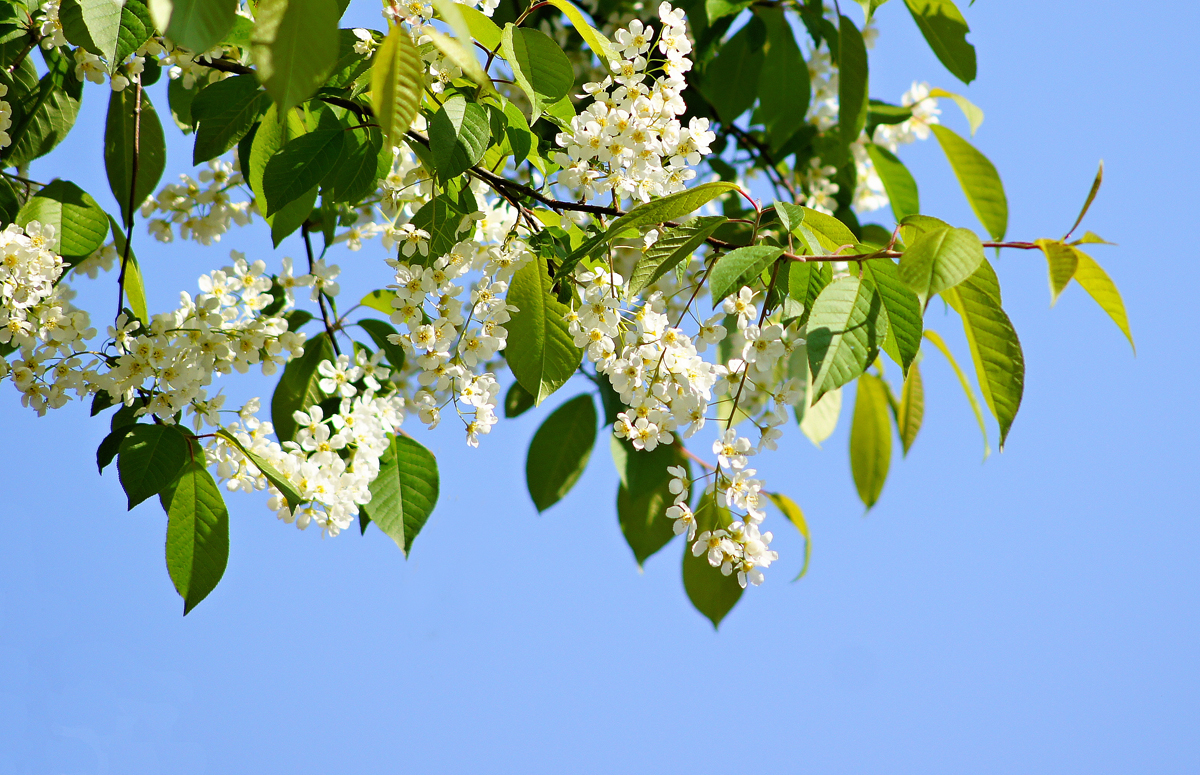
left=0, top=83, right=12, bottom=150
left=141, top=159, right=254, bottom=245
left=873, top=80, right=943, bottom=151
left=553, top=2, right=715, bottom=204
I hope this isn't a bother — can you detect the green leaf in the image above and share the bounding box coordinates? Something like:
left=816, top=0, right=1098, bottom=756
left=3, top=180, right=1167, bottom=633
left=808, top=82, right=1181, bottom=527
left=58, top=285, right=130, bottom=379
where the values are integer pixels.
left=167, top=78, right=196, bottom=133
left=0, top=178, right=19, bottom=227
left=251, top=0, right=339, bottom=113
left=543, top=0, right=616, bottom=61
left=942, top=272, right=1024, bottom=450
left=424, top=26, right=496, bottom=97
left=709, top=245, right=784, bottom=305
left=525, top=393, right=596, bottom=512
left=270, top=331, right=335, bottom=442
left=767, top=492, right=810, bottom=580
left=359, top=288, right=396, bottom=316
left=700, top=15, right=765, bottom=123
left=923, top=329, right=989, bottom=459
left=191, top=74, right=268, bottom=164
left=104, top=86, right=166, bottom=225
left=706, top=0, right=752, bottom=22
left=117, top=423, right=191, bottom=510
left=16, top=179, right=109, bottom=260
left=865, top=143, right=919, bottom=222
left=214, top=428, right=304, bottom=513
left=248, top=102, right=312, bottom=245
left=617, top=444, right=688, bottom=568
left=897, top=225, right=983, bottom=302
left=850, top=373, right=892, bottom=509
left=806, top=276, right=889, bottom=402
left=1066, top=160, right=1104, bottom=240
left=161, top=455, right=229, bottom=614
left=854, top=0, right=890, bottom=22
left=838, top=14, right=869, bottom=151
left=261, top=128, right=344, bottom=215
left=453, top=3, right=501, bottom=49
left=428, top=94, right=490, bottom=183
left=896, top=361, right=924, bottom=455
left=861, top=258, right=922, bottom=372
left=97, top=423, right=137, bottom=473
left=784, top=260, right=832, bottom=327
left=61, top=0, right=154, bottom=73
left=107, top=217, right=148, bottom=323
left=1034, top=238, right=1077, bottom=306
left=927, top=87, right=983, bottom=134
left=147, top=0, right=238, bottom=53
left=356, top=318, right=405, bottom=372
left=360, top=433, right=439, bottom=556
left=370, top=23, right=423, bottom=150
left=756, top=8, right=809, bottom=152
left=321, top=126, right=384, bottom=205
left=628, top=216, right=727, bottom=296
left=2, top=66, right=82, bottom=168
left=903, top=0, right=975, bottom=84
left=795, top=206, right=858, bottom=252
left=682, top=493, right=742, bottom=628
left=409, top=192, right=475, bottom=262
left=505, top=380, right=536, bottom=418
left=269, top=185, right=316, bottom=247
left=506, top=252, right=582, bottom=405
left=1070, top=248, right=1134, bottom=353
left=502, top=24, right=574, bottom=118
left=930, top=125, right=1007, bottom=241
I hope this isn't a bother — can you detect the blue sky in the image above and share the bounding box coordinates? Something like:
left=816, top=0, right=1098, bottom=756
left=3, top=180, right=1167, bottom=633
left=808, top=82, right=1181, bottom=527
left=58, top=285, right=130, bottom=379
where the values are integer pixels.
left=2, top=0, right=1198, bottom=772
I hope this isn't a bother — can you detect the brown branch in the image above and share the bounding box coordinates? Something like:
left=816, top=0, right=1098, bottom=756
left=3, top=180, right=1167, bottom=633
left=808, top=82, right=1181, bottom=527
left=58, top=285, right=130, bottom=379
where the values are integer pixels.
left=302, top=224, right=342, bottom=357
left=5, top=30, right=41, bottom=75
left=195, top=57, right=253, bottom=75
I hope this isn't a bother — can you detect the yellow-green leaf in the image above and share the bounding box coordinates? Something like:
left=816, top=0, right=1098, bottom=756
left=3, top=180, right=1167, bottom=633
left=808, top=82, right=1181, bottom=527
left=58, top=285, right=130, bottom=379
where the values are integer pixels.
left=251, top=0, right=339, bottom=113
left=767, top=492, right=811, bottom=581
left=928, top=87, right=983, bottom=134
left=897, top=362, right=924, bottom=455
left=371, top=24, right=424, bottom=150
left=923, top=329, right=989, bottom=460
left=931, top=124, right=1007, bottom=241
left=1070, top=248, right=1134, bottom=353
left=850, top=373, right=892, bottom=509
left=1035, top=238, right=1078, bottom=306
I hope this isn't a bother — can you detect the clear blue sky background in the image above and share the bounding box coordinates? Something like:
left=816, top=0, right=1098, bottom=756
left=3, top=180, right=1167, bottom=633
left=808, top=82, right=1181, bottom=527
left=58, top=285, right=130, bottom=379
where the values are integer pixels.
left=2, top=1, right=1198, bottom=772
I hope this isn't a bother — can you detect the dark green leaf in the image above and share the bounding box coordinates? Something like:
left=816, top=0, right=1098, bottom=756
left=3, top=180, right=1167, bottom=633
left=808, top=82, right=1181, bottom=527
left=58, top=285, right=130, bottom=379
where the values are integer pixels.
left=105, top=86, right=166, bottom=224
left=806, top=276, right=888, bottom=402
left=161, top=455, right=229, bottom=614
left=117, top=423, right=191, bottom=510
left=838, top=14, right=869, bottom=151
left=865, top=143, right=919, bottom=222
left=356, top=317, right=405, bottom=372
left=251, top=0, right=339, bottom=113
left=850, top=373, right=891, bottom=509
left=506, top=252, right=582, bottom=404
left=360, top=433, right=439, bottom=555
left=323, top=126, right=384, bottom=204
left=617, top=444, right=687, bottom=567
left=682, top=493, right=742, bottom=628
left=191, top=74, right=268, bottom=164
left=270, top=331, right=335, bottom=442
left=16, top=179, right=109, bottom=260
left=261, top=128, right=344, bottom=215
left=505, top=380, right=536, bottom=418
left=700, top=15, right=765, bottom=123
left=501, top=24, right=575, bottom=117
left=0, top=178, right=20, bottom=227
left=756, top=8, right=809, bottom=152
left=525, top=393, right=596, bottom=512
left=214, top=428, right=304, bottom=514
left=3, top=66, right=82, bottom=167
left=167, top=78, right=196, bottom=133
left=903, top=0, right=975, bottom=84
left=428, top=94, right=490, bottom=183
left=97, top=423, right=137, bottom=473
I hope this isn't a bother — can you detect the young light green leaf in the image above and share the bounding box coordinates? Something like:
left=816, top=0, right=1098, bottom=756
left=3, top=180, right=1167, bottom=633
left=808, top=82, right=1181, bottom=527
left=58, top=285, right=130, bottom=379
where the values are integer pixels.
left=251, top=0, right=339, bottom=113
left=923, top=329, right=989, bottom=459
left=865, top=143, right=919, bottom=221
left=897, top=225, right=983, bottom=301
left=360, top=433, right=439, bottom=556
left=931, top=124, right=1007, bottom=241
left=526, top=393, right=597, bottom=512
left=927, top=87, right=983, bottom=134
left=370, top=24, right=424, bottom=150
left=682, top=493, right=742, bottom=629
left=785, top=260, right=832, bottom=327
left=709, top=245, right=784, bottom=306
left=757, top=8, right=810, bottom=152
left=796, top=206, right=858, bottom=252
left=862, top=257, right=922, bottom=372
left=1070, top=248, right=1134, bottom=353
left=214, top=428, right=304, bottom=514
left=360, top=289, right=397, bottom=316
left=118, top=423, right=191, bottom=510
left=104, top=86, right=166, bottom=225
left=543, top=0, right=616, bottom=61
left=270, top=332, right=335, bottom=442
left=766, top=492, right=811, bottom=580
left=800, top=386, right=842, bottom=447
left=506, top=252, right=582, bottom=404
left=1065, top=160, right=1103, bottom=240
left=161, top=455, right=229, bottom=614
left=700, top=16, right=765, bottom=124
left=16, top=179, right=109, bottom=260
left=428, top=94, right=490, bottom=183
left=896, top=361, right=924, bottom=455
left=191, top=74, right=268, bottom=164
left=502, top=24, right=575, bottom=118
left=942, top=273, right=1024, bottom=450
left=838, top=14, right=869, bottom=151
left=627, top=216, right=727, bottom=296
left=261, top=129, right=344, bottom=215
left=850, top=373, right=892, bottom=509
left=1035, top=238, right=1078, bottom=305
left=424, top=27, right=496, bottom=96
left=148, top=0, right=238, bottom=54
left=806, top=276, right=889, bottom=402
left=903, top=0, right=975, bottom=84
left=854, top=0, right=890, bottom=22
left=106, top=217, right=148, bottom=323
left=453, top=3, right=502, bottom=49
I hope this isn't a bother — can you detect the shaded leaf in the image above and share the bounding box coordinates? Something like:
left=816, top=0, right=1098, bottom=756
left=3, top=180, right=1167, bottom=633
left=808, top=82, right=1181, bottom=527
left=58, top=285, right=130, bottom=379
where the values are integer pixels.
left=104, top=86, right=166, bottom=224
left=356, top=318, right=405, bottom=372
left=525, top=393, right=596, bottom=512
left=147, top=0, right=238, bottom=53
left=161, top=455, right=229, bottom=614
left=270, top=331, right=335, bottom=442
left=117, top=423, right=191, bottom=510
left=191, top=74, right=268, bottom=164
left=838, top=14, right=869, bottom=151
left=682, top=493, right=742, bottom=628
left=261, top=128, right=344, bottom=215
left=251, top=0, right=339, bottom=113
left=505, top=380, right=536, bottom=418
left=756, top=7, right=809, bottom=152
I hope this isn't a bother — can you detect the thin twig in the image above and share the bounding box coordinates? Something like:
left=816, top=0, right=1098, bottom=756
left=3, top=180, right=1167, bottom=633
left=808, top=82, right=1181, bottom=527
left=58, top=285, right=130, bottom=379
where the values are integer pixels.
left=303, top=224, right=342, bottom=356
